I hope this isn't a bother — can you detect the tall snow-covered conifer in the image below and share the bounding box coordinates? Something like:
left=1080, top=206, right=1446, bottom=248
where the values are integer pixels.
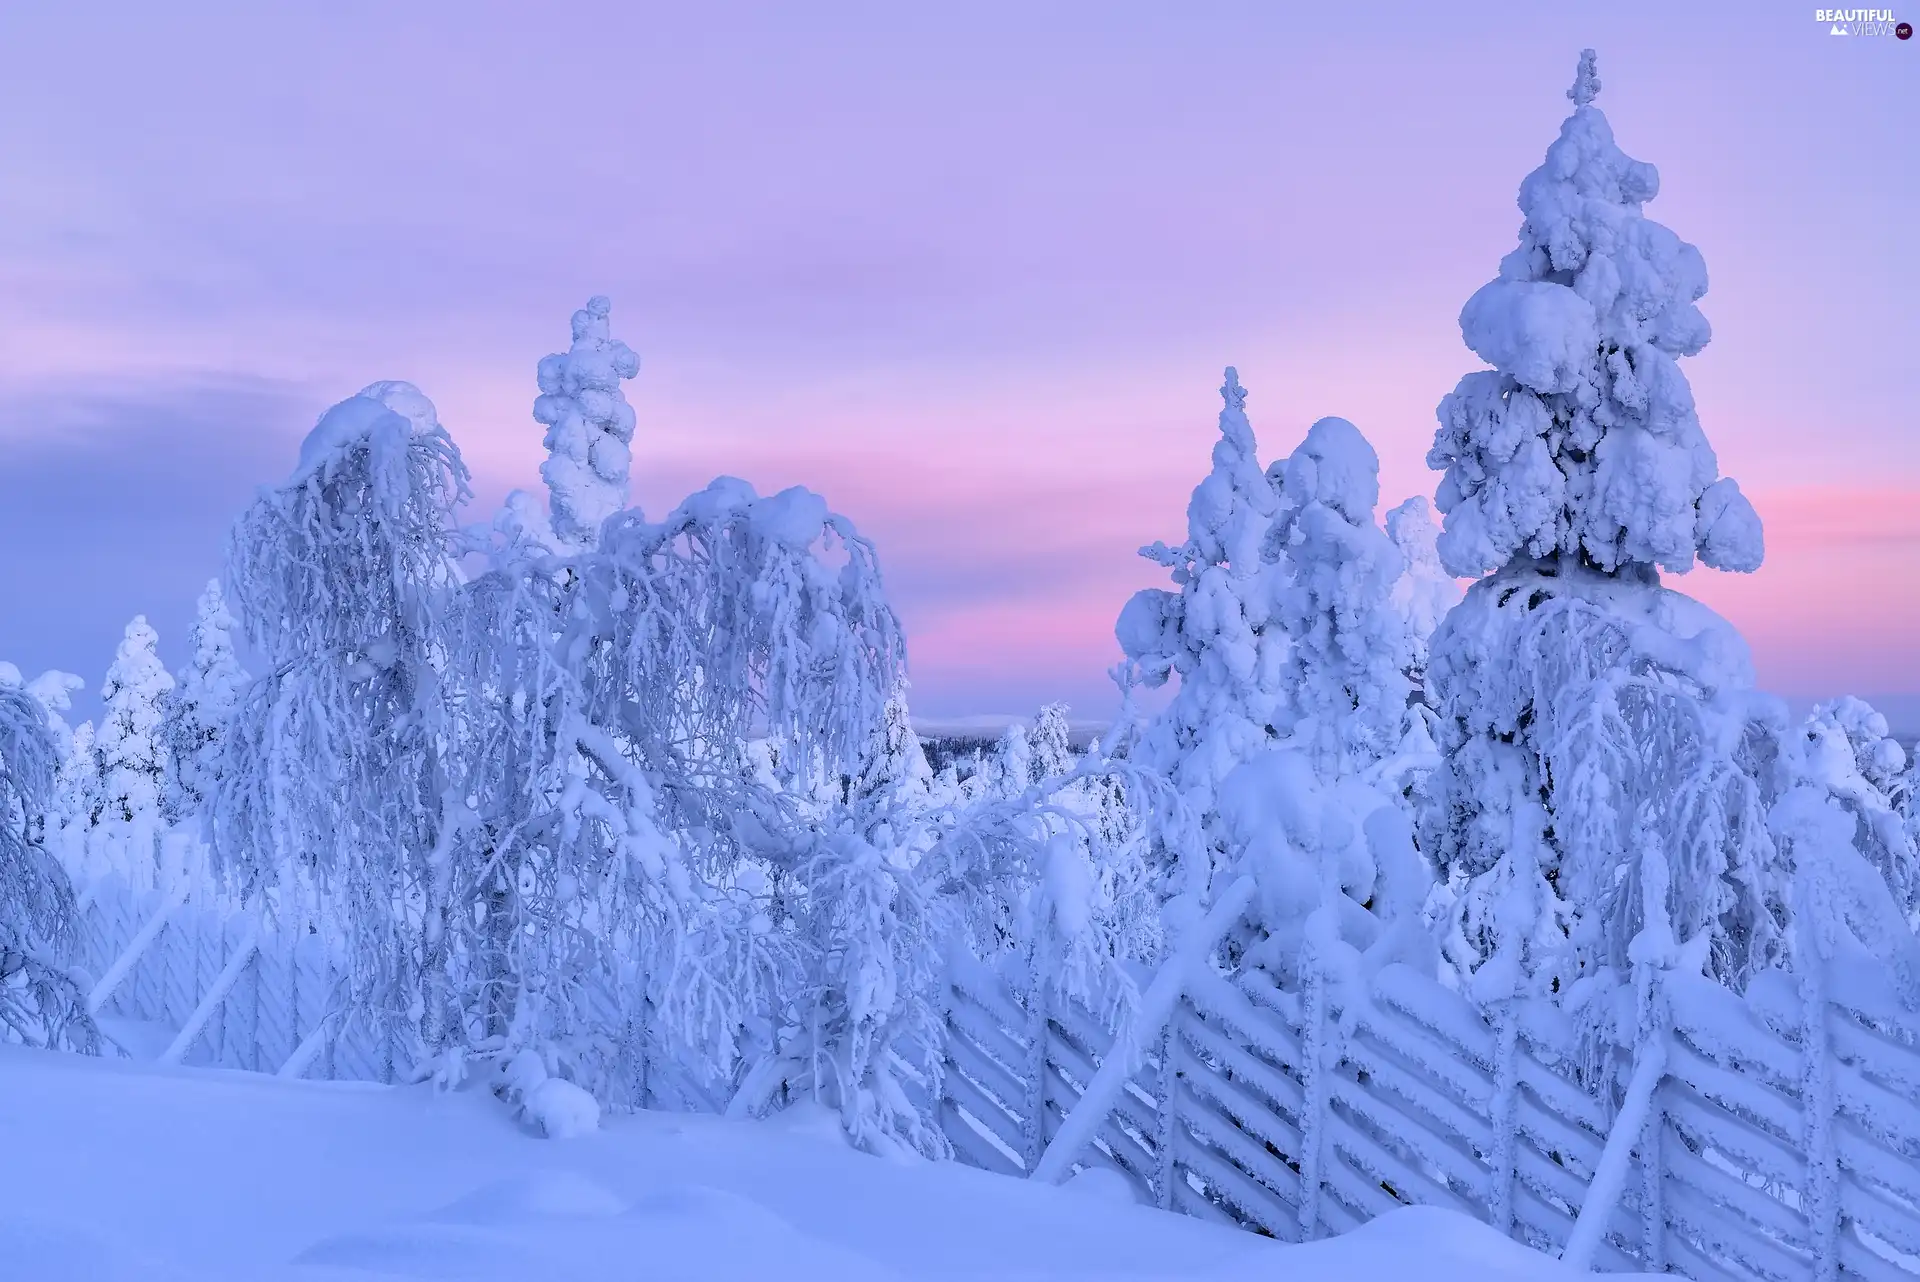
left=1117, top=369, right=1286, bottom=892
left=95, top=616, right=174, bottom=883
left=163, top=579, right=249, bottom=824
left=1427, top=49, right=1762, bottom=581
left=1385, top=495, right=1460, bottom=683
left=1424, top=52, right=1782, bottom=1002
left=1269, top=417, right=1412, bottom=777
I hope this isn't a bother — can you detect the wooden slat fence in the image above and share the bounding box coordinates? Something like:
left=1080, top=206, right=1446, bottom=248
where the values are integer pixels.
left=939, top=941, right=1920, bottom=1281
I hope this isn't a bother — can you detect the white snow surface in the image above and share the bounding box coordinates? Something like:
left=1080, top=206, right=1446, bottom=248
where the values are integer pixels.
left=0, top=1044, right=1626, bottom=1282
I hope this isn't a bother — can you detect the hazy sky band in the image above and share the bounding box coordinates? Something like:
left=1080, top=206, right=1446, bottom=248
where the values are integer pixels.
left=1, top=2, right=1913, bottom=725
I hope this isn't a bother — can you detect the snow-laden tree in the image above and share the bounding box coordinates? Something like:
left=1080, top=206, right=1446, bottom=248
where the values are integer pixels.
left=847, top=683, right=933, bottom=810
left=1427, top=49, right=1763, bottom=582
left=53, top=719, right=99, bottom=874
left=1117, top=368, right=1286, bottom=892
left=1423, top=53, right=1783, bottom=1007
left=214, top=385, right=474, bottom=1063
left=162, top=579, right=250, bottom=825
left=1203, top=419, right=1440, bottom=1015
left=985, top=721, right=1034, bottom=799
left=449, top=472, right=912, bottom=1110
left=1030, top=703, right=1077, bottom=781
left=1269, top=417, right=1414, bottom=779
left=0, top=677, right=97, bottom=1051
left=1384, top=495, right=1460, bottom=683
left=536, top=296, right=642, bottom=552
left=1796, top=697, right=1916, bottom=924
left=94, top=616, right=174, bottom=886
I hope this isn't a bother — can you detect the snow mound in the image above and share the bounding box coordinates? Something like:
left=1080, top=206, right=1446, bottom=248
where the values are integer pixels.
left=430, top=1170, right=627, bottom=1223
left=0, top=1217, right=192, bottom=1282
left=1061, top=1166, right=1140, bottom=1205
left=522, top=1077, right=600, bottom=1139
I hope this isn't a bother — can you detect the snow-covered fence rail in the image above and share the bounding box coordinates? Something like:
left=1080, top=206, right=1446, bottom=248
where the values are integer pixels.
left=74, top=872, right=397, bottom=1080
left=70, top=871, right=1920, bottom=1280
left=941, top=945, right=1920, bottom=1281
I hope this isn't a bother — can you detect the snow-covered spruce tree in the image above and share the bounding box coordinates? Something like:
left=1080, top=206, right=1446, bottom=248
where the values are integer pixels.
left=213, top=385, right=475, bottom=1065
left=162, top=579, right=249, bottom=826
left=535, top=296, right=642, bottom=552
left=1424, top=52, right=1781, bottom=1005
left=94, top=616, right=175, bottom=887
left=1118, top=368, right=1286, bottom=894
left=0, top=679, right=97, bottom=1051
left=52, top=719, right=99, bottom=877
left=1384, top=495, right=1460, bottom=689
left=1269, top=417, right=1414, bottom=779
left=846, top=683, right=933, bottom=810
left=1207, top=418, right=1439, bottom=1004
left=1030, top=702, right=1077, bottom=781
left=984, top=721, right=1034, bottom=799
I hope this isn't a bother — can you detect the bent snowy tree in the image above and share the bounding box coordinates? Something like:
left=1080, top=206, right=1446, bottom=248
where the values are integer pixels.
left=0, top=679, right=97, bottom=1051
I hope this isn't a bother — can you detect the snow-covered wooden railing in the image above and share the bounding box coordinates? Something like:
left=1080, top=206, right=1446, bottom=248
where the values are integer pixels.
left=941, top=938, right=1920, bottom=1281
left=71, top=870, right=1920, bottom=1281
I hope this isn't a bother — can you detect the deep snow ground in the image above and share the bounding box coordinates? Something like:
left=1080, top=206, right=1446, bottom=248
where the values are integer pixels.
left=0, top=1044, right=1624, bottom=1281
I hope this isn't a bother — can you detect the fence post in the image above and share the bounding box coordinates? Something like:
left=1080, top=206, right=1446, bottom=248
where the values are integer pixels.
left=1566, top=835, right=1674, bottom=1273
left=1024, top=942, right=1051, bottom=1172
left=1297, top=956, right=1327, bottom=1241
left=1800, top=948, right=1839, bottom=1282
left=1155, top=1015, right=1177, bottom=1211
left=1488, top=1001, right=1519, bottom=1238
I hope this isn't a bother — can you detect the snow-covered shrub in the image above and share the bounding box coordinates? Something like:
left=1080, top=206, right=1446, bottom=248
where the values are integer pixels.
left=162, top=579, right=249, bottom=826
left=536, top=296, right=642, bottom=552
left=1422, top=54, right=1782, bottom=1009
left=1216, top=747, right=1437, bottom=990
left=0, top=679, right=97, bottom=1052
left=739, top=748, right=1170, bottom=1157
left=1794, top=697, right=1916, bottom=922
left=93, top=616, right=174, bottom=887
left=1770, top=785, right=1920, bottom=1010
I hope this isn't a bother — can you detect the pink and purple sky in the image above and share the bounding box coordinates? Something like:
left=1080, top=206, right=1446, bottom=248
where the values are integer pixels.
left=1, top=2, right=1914, bottom=728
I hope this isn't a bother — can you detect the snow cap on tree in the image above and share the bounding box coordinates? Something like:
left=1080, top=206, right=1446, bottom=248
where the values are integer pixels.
left=358, top=380, right=441, bottom=436
left=1427, top=49, right=1764, bottom=580
left=536, top=296, right=642, bottom=551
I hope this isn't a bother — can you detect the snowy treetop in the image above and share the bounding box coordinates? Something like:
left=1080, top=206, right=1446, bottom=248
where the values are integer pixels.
left=537, top=295, right=642, bottom=551
left=1428, top=48, right=1764, bottom=580
left=1567, top=47, right=1601, bottom=108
